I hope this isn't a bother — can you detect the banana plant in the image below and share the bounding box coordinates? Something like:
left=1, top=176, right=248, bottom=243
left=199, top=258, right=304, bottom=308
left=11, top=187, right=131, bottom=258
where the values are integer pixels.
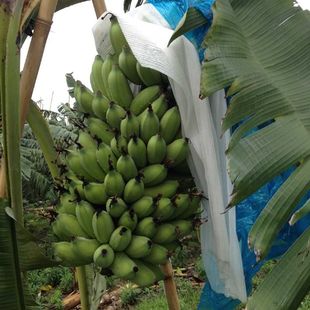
left=199, top=0, right=310, bottom=307
left=0, top=0, right=106, bottom=308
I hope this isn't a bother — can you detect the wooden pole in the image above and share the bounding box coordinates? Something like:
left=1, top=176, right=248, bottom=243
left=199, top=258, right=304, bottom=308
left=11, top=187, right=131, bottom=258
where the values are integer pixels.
left=161, top=261, right=181, bottom=310
left=19, top=0, right=59, bottom=132
left=91, top=0, right=106, bottom=18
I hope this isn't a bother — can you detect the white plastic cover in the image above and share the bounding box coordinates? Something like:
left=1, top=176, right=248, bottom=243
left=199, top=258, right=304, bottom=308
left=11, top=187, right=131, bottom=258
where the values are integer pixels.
left=92, top=4, right=247, bottom=302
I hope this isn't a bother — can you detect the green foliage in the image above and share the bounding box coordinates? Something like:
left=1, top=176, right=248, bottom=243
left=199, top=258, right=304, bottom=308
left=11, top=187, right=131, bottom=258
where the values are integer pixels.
left=28, top=267, right=74, bottom=308
left=170, top=234, right=201, bottom=267
left=200, top=0, right=310, bottom=307
left=120, top=284, right=143, bottom=306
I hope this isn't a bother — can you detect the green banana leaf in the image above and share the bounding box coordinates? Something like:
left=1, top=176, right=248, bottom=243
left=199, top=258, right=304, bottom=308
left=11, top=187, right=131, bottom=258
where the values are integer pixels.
left=201, top=0, right=310, bottom=260
left=168, top=7, right=208, bottom=46
left=247, top=227, right=310, bottom=310
left=85, top=265, right=107, bottom=310
left=0, top=200, right=38, bottom=309
left=6, top=207, right=58, bottom=271
left=27, top=101, right=60, bottom=181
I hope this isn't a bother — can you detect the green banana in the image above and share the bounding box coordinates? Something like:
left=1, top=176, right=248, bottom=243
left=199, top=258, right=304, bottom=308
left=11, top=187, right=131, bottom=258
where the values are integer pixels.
left=123, top=176, right=145, bottom=203
left=108, top=64, right=133, bottom=109
left=52, top=221, right=70, bottom=241
left=86, top=117, right=114, bottom=145
left=106, top=196, right=127, bottom=218
left=90, top=55, right=108, bottom=96
left=170, top=193, right=190, bottom=219
left=72, top=237, right=100, bottom=265
left=74, top=81, right=94, bottom=115
left=96, top=142, right=117, bottom=173
left=70, top=179, right=85, bottom=199
left=143, top=180, right=179, bottom=198
left=76, top=200, right=96, bottom=238
left=152, top=223, right=177, bottom=244
left=119, top=45, right=143, bottom=84
left=147, top=134, right=167, bottom=164
left=143, top=243, right=169, bottom=265
left=130, top=85, right=161, bottom=115
left=66, top=150, right=96, bottom=181
left=118, top=210, right=138, bottom=231
left=104, top=161, right=125, bottom=196
left=76, top=131, right=97, bottom=150
left=92, top=91, right=110, bottom=120
left=160, top=106, right=181, bottom=144
left=151, top=93, right=168, bottom=119
left=132, top=196, right=155, bottom=219
left=134, top=217, right=159, bottom=238
left=110, top=134, right=127, bottom=158
left=106, top=101, right=126, bottom=129
left=127, top=135, right=147, bottom=168
left=110, top=252, right=138, bottom=280
left=53, top=242, right=84, bottom=266
left=179, top=193, right=202, bottom=219
left=90, top=72, right=97, bottom=94
left=166, top=138, right=189, bottom=167
left=172, top=219, right=193, bottom=238
left=92, top=211, right=115, bottom=243
left=54, top=214, right=88, bottom=239
left=131, top=260, right=157, bottom=287
left=57, top=193, right=76, bottom=215
left=126, top=235, right=153, bottom=258
left=109, top=17, right=127, bottom=56
left=136, top=62, right=163, bottom=86
left=116, top=152, right=138, bottom=181
left=140, top=106, right=160, bottom=143
left=79, top=148, right=106, bottom=182
left=93, top=244, right=115, bottom=268
left=109, top=226, right=132, bottom=251
left=83, top=182, right=108, bottom=205
left=143, top=262, right=165, bottom=282
left=152, top=197, right=174, bottom=221
left=120, top=111, right=139, bottom=139
left=141, top=164, right=167, bottom=187
left=118, top=45, right=143, bottom=85
left=101, top=53, right=115, bottom=99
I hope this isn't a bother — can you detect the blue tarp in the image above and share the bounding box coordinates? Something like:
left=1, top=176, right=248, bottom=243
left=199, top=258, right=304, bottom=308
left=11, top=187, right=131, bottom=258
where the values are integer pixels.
left=147, top=0, right=310, bottom=309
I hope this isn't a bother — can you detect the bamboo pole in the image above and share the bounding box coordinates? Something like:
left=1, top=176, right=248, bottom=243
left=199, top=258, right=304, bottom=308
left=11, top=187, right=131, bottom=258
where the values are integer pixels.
left=162, top=261, right=181, bottom=310
left=19, top=0, right=59, bottom=132
left=91, top=0, right=106, bottom=18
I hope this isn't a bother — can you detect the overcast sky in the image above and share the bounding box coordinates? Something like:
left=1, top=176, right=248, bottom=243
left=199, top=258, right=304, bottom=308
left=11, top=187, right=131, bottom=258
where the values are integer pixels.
left=21, top=0, right=310, bottom=112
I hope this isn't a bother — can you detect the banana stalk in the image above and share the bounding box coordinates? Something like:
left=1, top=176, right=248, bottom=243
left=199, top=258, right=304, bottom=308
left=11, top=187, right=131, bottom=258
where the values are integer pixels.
left=0, top=1, right=28, bottom=308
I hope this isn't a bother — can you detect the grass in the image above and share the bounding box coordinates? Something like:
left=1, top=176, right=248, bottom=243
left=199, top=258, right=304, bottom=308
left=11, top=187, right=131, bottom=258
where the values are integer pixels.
left=27, top=265, right=74, bottom=308
left=133, top=278, right=202, bottom=310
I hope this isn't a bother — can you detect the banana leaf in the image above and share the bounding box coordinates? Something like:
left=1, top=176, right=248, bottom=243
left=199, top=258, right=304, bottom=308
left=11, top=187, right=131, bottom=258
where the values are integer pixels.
left=247, top=227, right=310, bottom=310
left=0, top=200, right=38, bottom=309
left=201, top=0, right=310, bottom=260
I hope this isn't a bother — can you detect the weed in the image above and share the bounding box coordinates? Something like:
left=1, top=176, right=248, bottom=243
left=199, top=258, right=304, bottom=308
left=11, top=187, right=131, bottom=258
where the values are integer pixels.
left=120, top=283, right=142, bottom=306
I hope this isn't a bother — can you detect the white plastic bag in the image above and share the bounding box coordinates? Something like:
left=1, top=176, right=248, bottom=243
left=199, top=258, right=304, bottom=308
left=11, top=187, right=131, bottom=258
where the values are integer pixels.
left=92, top=4, right=247, bottom=302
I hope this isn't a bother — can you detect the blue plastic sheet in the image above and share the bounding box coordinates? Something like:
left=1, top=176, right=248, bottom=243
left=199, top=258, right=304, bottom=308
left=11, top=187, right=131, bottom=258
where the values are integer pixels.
left=147, top=0, right=214, bottom=60
left=147, top=1, right=310, bottom=309
left=198, top=168, right=310, bottom=309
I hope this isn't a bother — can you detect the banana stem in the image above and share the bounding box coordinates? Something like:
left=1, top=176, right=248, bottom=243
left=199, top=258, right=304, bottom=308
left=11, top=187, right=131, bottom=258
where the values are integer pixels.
left=76, top=266, right=90, bottom=310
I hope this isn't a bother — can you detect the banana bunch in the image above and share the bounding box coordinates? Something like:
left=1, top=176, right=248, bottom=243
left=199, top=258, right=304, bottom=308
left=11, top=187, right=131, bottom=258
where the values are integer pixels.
left=52, top=16, right=203, bottom=288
